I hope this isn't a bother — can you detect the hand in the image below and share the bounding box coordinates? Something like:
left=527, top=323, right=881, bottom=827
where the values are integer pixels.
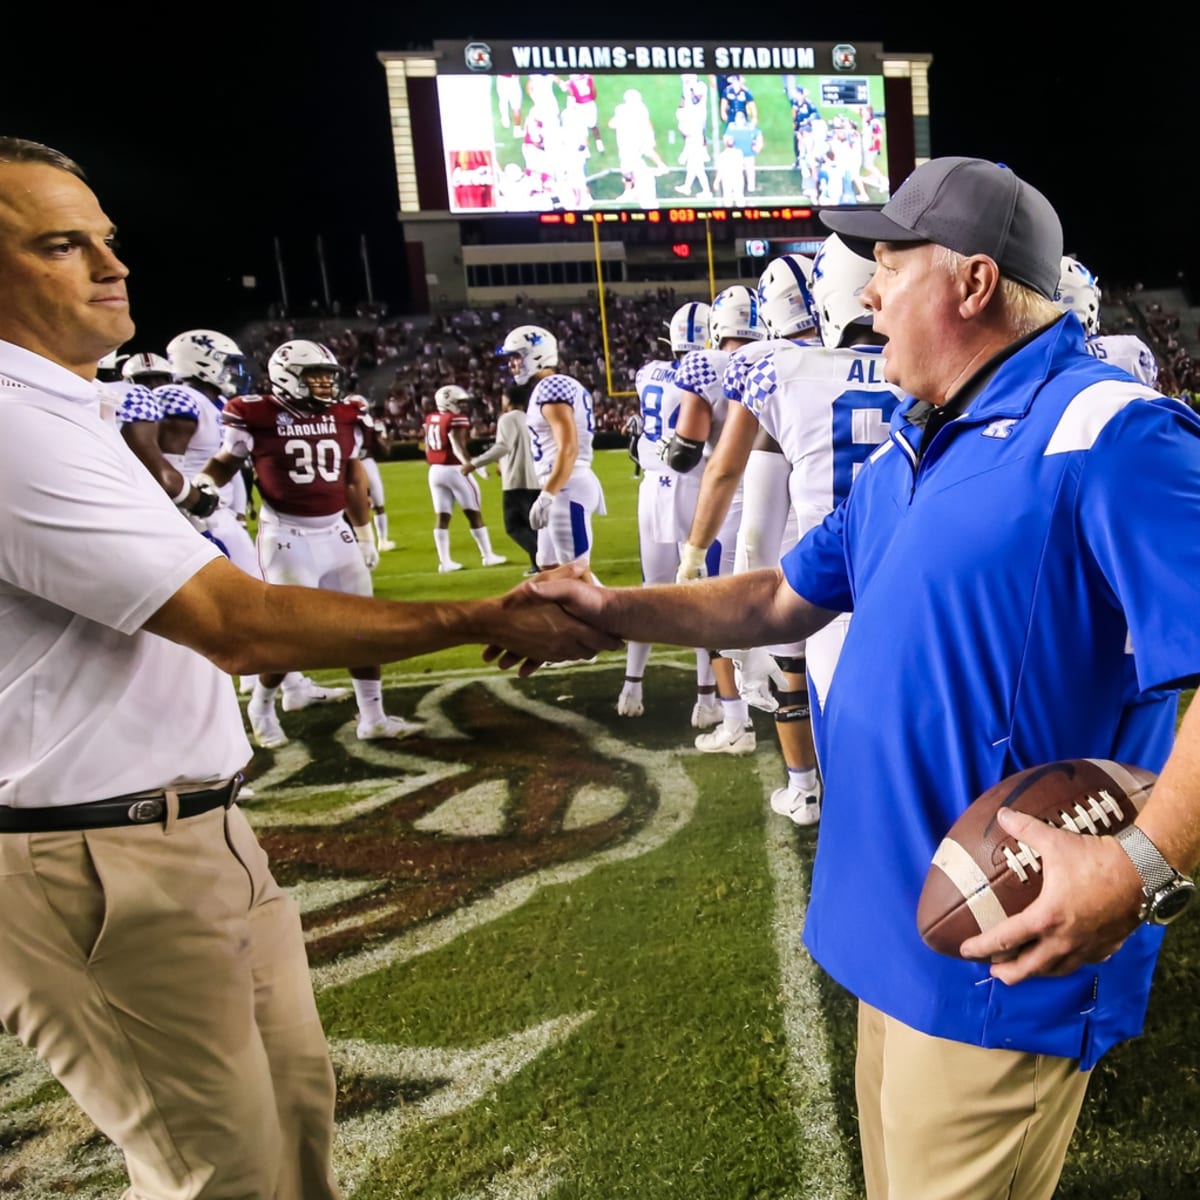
left=676, top=542, right=707, bottom=583
left=529, top=489, right=555, bottom=530
left=479, top=563, right=623, bottom=675
left=958, top=807, right=1146, bottom=983
left=352, top=524, right=380, bottom=571
left=185, top=476, right=221, bottom=519
left=460, top=462, right=475, bottom=476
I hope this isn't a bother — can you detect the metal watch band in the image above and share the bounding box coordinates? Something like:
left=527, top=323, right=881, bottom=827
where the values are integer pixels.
left=1114, top=825, right=1178, bottom=895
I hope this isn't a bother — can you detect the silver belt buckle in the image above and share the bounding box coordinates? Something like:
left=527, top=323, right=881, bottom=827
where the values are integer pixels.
left=127, top=798, right=165, bottom=823
left=225, top=774, right=243, bottom=808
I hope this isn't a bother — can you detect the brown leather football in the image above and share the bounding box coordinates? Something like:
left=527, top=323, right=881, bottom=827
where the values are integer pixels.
left=917, top=759, right=1156, bottom=958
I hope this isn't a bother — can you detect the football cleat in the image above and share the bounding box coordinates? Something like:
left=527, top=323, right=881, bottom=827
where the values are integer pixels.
left=694, top=723, right=756, bottom=755
left=540, top=655, right=599, bottom=669
left=378, top=538, right=397, bottom=552
left=247, top=702, right=289, bottom=750
left=438, top=561, right=464, bottom=574
left=281, top=680, right=352, bottom=712
left=356, top=715, right=424, bottom=741
left=616, top=687, right=644, bottom=717
left=690, top=698, right=724, bottom=729
left=770, top=783, right=822, bottom=826
left=482, top=554, right=508, bottom=567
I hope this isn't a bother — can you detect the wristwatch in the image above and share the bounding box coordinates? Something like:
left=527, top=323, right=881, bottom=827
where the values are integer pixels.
left=1114, top=826, right=1197, bottom=925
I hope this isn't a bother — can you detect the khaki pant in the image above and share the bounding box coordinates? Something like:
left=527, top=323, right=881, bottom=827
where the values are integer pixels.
left=856, top=1002, right=1090, bottom=1200
left=0, top=802, right=340, bottom=1199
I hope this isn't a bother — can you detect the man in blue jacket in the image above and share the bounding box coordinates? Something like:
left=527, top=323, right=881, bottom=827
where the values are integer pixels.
left=526, top=156, right=1200, bottom=1199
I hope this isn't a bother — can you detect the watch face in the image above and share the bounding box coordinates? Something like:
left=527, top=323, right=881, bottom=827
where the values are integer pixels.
left=1151, top=881, right=1197, bottom=925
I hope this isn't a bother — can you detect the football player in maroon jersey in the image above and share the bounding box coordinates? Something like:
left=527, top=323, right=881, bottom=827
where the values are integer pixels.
left=196, top=339, right=419, bottom=747
left=425, top=384, right=507, bottom=573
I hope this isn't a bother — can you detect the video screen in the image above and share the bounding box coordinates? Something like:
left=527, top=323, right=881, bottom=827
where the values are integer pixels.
left=437, top=70, right=890, bottom=215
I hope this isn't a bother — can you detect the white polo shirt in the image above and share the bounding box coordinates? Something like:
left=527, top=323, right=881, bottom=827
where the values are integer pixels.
left=0, top=340, right=251, bottom=807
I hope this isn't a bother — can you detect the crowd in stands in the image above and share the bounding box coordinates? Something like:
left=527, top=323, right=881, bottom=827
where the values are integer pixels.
left=238, top=289, right=682, bottom=444
left=235, top=283, right=1200, bottom=449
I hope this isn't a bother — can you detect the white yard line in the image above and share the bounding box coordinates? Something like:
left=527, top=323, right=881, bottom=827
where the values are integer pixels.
left=758, top=748, right=857, bottom=1199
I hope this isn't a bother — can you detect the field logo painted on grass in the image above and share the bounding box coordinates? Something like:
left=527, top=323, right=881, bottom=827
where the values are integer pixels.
left=0, top=675, right=699, bottom=1198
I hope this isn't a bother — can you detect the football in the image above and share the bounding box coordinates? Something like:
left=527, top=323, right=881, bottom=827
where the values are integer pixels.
left=917, top=759, right=1157, bottom=959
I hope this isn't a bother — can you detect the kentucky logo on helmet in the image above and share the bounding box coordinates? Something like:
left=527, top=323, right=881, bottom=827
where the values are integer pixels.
left=465, top=42, right=493, bottom=72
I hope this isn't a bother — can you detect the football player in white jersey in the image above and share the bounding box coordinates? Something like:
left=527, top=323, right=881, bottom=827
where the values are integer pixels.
left=162, top=329, right=348, bottom=714
left=1054, top=255, right=1159, bottom=386
left=666, top=286, right=766, bottom=754
left=615, top=302, right=722, bottom=728
left=501, top=324, right=605, bottom=571
left=697, top=236, right=903, bottom=823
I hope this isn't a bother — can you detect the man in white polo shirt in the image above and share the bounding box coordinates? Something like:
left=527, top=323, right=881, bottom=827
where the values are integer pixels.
left=0, top=137, right=620, bottom=1200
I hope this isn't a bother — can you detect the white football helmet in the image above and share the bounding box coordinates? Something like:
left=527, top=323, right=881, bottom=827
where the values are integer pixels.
left=708, top=285, right=766, bottom=345
left=268, top=340, right=344, bottom=406
left=757, top=253, right=818, bottom=338
left=96, top=350, right=128, bottom=382
left=667, top=302, right=711, bottom=355
left=1054, top=255, right=1102, bottom=336
left=500, top=325, right=558, bottom=384
left=121, top=352, right=172, bottom=384
left=435, top=384, right=470, bottom=413
left=166, top=329, right=251, bottom=397
left=810, top=235, right=877, bottom=348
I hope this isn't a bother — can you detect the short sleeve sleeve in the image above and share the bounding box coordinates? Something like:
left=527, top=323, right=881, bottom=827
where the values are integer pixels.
left=782, top=502, right=854, bottom=613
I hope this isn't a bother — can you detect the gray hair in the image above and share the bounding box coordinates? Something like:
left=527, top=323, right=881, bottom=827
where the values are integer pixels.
left=931, top=244, right=1061, bottom=337
left=0, top=137, right=86, bottom=180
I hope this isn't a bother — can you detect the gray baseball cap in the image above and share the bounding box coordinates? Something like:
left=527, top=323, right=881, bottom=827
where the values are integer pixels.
left=820, top=157, right=1063, bottom=299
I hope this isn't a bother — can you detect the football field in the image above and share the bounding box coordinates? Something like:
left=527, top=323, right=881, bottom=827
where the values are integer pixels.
left=2, top=452, right=1198, bottom=1198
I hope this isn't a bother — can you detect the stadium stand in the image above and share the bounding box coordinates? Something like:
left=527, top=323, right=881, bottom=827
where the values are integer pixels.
left=234, top=282, right=1200, bottom=454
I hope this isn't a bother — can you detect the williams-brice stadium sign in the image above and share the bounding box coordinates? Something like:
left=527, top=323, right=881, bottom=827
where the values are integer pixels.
left=437, top=39, right=883, bottom=76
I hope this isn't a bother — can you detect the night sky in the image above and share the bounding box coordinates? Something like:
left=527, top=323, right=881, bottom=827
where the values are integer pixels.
left=3, top=7, right=1189, bottom=349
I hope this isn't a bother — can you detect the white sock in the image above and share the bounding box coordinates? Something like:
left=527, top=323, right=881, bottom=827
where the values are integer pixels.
left=433, top=528, right=452, bottom=565
left=720, top=695, right=749, bottom=729
left=625, top=641, right=652, bottom=680
left=375, top=511, right=389, bottom=540
left=470, top=525, right=496, bottom=559
left=250, top=683, right=280, bottom=710
left=787, top=767, right=819, bottom=795
left=353, top=678, right=384, bottom=723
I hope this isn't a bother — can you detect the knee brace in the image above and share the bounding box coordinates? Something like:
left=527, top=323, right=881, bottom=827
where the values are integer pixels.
left=771, top=653, right=807, bottom=676
left=774, top=702, right=811, bottom=723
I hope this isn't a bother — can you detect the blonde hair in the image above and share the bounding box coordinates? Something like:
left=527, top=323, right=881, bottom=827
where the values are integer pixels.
left=931, top=245, right=1061, bottom=336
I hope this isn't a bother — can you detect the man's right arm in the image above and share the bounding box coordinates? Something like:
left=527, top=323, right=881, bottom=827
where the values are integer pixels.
left=523, top=564, right=835, bottom=659
left=143, top=556, right=623, bottom=678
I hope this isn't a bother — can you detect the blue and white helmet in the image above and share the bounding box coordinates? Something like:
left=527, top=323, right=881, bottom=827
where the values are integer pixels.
left=167, top=329, right=252, bottom=398
left=1054, top=255, right=1101, bottom=336
left=500, top=325, right=558, bottom=384
left=667, top=301, right=711, bottom=355
left=810, top=235, right=877, bottom=348
left=708, top=285, right=766, bottom=345
left=757, top=253, right=818, bottom=338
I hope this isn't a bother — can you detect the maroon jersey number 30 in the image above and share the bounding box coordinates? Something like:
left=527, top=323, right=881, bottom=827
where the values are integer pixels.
left=222, top=394, right=363, bottom=518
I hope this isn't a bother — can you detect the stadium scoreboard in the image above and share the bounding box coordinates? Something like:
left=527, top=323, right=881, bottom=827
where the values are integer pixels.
left=377, top=38, right=933, bottom=220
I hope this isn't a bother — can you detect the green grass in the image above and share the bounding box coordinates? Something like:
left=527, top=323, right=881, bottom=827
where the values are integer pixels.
left=2, top=450, right=1198, bottom=1198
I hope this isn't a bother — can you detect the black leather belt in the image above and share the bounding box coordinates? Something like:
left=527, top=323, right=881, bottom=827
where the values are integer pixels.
left=0, top=775, right=243, bottom=833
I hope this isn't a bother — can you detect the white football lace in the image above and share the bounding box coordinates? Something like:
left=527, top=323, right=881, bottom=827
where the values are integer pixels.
left=1003, top=790, right=1126, bottom=882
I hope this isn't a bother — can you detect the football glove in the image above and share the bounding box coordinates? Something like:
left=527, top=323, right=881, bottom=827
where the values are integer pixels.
left=529, top=489, right=555, bottom=530
left=676, top=542, right=708, bottom=583
left=184, top=474, right=221, bottom=519
left=353, top=524, right=380, bottom=570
